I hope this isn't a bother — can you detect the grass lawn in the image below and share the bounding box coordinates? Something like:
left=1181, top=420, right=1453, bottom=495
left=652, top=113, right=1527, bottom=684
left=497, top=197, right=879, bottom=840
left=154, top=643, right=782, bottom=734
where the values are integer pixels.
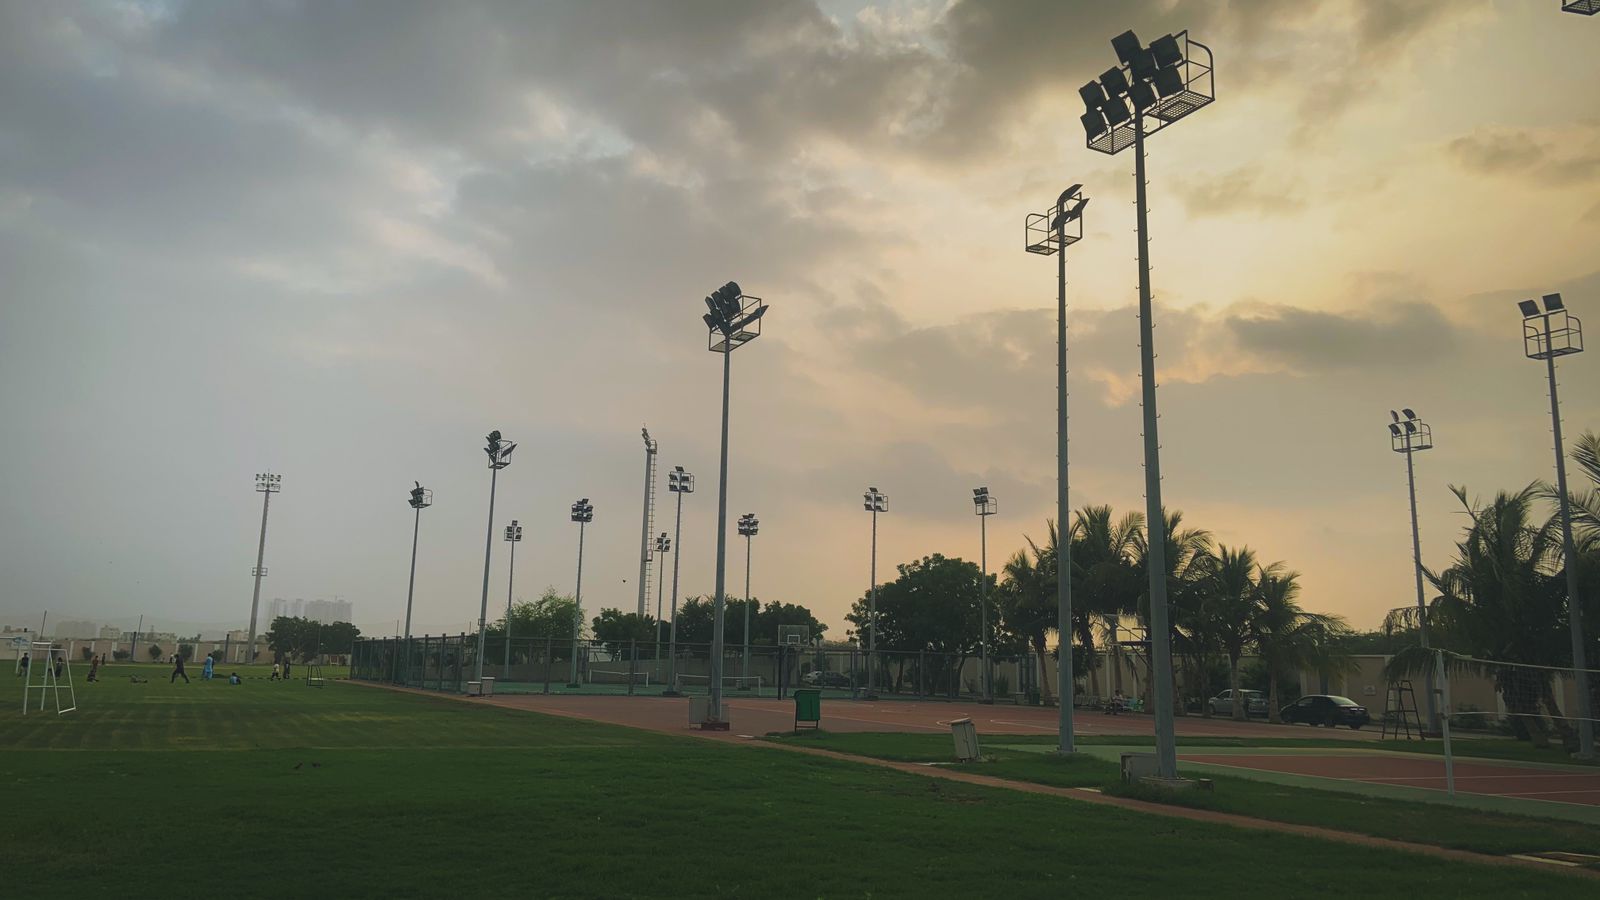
left=768, top=731, right=1600, bottom=859
left=0, top=669, right=1588, bottom=897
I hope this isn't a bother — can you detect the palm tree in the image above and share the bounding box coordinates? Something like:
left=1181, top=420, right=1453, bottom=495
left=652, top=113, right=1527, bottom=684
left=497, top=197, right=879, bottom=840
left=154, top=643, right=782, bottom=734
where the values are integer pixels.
left=1386, top=485, right=1575, bottom=748
left=1071, top=505, right=1143, bottom=701
left=1205, top=546, right=1262, bottom=720
left=1132, top=510, right=1214, bottom=713
left=1251, top=568, right=1348, bottom=723
left=1000, top=538, right=1055, bottom=706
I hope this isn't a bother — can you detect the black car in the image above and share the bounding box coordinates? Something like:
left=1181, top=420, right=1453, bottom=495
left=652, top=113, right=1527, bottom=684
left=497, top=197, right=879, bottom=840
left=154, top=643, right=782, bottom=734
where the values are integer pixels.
left=1280, top=694, right=1370, bottom=729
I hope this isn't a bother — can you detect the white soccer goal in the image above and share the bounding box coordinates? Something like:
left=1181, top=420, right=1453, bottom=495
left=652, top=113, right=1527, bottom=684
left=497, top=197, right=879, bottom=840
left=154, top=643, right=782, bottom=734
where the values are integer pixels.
left=22, top=642, right=77, bottom=716
left=587, top=669, right=650, bottom=687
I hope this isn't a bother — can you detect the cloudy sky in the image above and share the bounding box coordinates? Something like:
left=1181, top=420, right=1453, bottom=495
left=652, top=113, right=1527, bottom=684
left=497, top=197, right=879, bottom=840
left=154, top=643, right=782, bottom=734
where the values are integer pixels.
left=2, top=0, right=1597, bottom=640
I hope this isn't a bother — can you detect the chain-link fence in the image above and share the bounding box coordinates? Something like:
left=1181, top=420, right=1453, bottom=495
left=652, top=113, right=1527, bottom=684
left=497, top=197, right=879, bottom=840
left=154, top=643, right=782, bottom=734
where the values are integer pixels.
left=351, top=635, right=1041, bottom=703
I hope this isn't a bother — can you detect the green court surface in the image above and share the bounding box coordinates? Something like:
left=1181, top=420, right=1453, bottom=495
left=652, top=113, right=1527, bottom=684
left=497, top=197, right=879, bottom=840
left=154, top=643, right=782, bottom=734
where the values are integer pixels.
left=2, top=669, right=1591, bottom=896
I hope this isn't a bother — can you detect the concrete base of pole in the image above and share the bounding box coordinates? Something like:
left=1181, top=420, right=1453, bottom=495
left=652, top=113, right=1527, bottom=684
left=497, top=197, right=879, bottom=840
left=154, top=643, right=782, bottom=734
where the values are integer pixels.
left=699, top=719, right=730, bottom=731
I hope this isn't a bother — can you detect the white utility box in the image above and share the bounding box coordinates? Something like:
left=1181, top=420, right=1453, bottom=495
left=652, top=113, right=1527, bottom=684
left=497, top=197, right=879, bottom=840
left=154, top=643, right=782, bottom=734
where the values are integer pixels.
left=950, top=717, right=980, bottom=761
left=480, top=676, right=495, bottom=697
left=688, top=695, right=709, bottom=724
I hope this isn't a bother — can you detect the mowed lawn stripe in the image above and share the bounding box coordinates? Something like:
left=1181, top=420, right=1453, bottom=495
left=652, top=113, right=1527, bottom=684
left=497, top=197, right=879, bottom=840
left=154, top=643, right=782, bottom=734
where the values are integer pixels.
left=0, top=671, right=1586, bottom=897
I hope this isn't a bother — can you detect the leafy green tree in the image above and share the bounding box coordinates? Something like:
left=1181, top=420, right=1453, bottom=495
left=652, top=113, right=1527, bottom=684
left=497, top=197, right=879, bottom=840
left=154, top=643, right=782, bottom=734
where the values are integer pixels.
left=488, top=588, right=580, bottom=647
left=1000, top=532, right=1056, bottom=705
left=1071, top=506, right=1143, bottom=699
left=178, top=643, right=195, bottom=662
left=755, top=600, right=827, bottom=645
left=845, top=554, right=987, bottom=695
left=1133, top=510, right=1215, bottom=713
left=590, top=609, right=656, bottom=657
left=146, top=644, right=162, bottom=661
left=1252, top=570, right=1348, bottom=723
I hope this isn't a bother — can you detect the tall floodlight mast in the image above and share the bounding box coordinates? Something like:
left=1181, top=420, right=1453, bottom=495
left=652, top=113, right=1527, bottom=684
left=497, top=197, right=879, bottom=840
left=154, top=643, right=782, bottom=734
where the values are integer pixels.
left=1024, top=184, right=1088, bottom=751
left=699, top=281, right=768, bottom=730
left=1081, top=28, right=1216, bottom=781
left=637, top=428, right=658, bottom=618
left=1388, top=410, right=1438, bottom=733
left=1517, top=293, right=1592, bottom=760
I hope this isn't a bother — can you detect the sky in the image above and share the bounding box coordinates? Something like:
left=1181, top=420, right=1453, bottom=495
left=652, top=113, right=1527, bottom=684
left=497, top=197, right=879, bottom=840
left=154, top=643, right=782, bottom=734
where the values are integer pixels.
left=2, top=0, right=1598, bottom=640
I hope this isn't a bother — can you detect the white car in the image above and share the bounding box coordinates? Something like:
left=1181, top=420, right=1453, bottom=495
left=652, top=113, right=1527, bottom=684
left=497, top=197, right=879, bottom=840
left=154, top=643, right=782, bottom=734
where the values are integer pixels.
left=1208, top=689, right=1268, bottom=717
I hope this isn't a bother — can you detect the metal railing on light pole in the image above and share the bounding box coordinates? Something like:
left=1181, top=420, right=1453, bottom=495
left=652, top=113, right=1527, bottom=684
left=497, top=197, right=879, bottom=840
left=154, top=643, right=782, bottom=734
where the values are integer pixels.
left=503, top=519, right=522, bottom=677
left=664, top=466, right=694, bottom=696
left=401, top=481, right=432, bottom=683
left=246, top=472, right=282, bottom=666
left=973, top=488, right=997, bottom=704
left=475, top=430, right=516, bottom=683
left=863, top=487, right=887, bottom=699
left=1388, top=410, right=1439, bottom=733
left=1081, top=27, right=1216, bottom=780
left=700, top=281, right=767, bottom=729
left=1025, top=184, right=1087, bottom=750
left=1518, top=292, right=1593, bottom=760
left=568, top=498, right=593, bottom=688
left=738, top=513, right=759, bottom=686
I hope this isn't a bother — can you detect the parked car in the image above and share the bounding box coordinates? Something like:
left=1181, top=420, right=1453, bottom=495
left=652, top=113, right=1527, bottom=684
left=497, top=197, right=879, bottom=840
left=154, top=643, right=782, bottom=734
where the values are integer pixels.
left=1207, top=689, right=1268, bottom=718
left=801, top=670, right=850, bottom=688
left=1280, top=694, right=1370, bottom=729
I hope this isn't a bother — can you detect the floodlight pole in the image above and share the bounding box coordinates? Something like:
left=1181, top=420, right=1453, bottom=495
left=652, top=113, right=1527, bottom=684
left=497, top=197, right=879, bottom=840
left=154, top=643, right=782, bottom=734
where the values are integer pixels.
left=246, top=473, right=280, bottom=665
left=709, top=349, right=733, bottom=723
left=742, top=526, right=754, bottom=684
left=867, top=500, right=880, bottom=699
left=667, top=490, right=686, bottom=694
left=1055, top=194, right=1077, bottom=752
left=979, top=499, right=992, bottom=704
left=503, top=523, right=519, bottom=676
left=1535, top=312, right=1594, bottom=759
left=637, top=430, right=657, bottom=619
left=475, top=465, right=499, bottom=683
left=1133, top=112, right=1178, bottom=779
left=655, top=535, right=668, bottom=658
left=569, top=516, right=587, bottom=688
left=403, top=503, right=421, bottom=680
left=1398, top=427, right=1439, bottom=732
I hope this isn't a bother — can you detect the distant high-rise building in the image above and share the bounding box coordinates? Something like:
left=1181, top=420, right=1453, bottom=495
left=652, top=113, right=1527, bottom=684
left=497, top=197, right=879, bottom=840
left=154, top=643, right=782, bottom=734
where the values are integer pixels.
left=303, top=597, right=352, bottom=624
left=53, top=619, right=102, bottom=639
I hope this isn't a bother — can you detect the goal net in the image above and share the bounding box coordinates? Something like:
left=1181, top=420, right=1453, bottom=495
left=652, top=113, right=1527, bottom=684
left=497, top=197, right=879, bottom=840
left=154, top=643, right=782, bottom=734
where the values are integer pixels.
left=1438, top=652, right=1598, bottom=745
left=21, top=642, right=76, bottom=716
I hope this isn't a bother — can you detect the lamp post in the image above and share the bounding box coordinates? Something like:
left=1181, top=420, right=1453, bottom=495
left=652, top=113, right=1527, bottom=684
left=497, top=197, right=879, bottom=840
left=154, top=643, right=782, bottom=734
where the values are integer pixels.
left=1081, top=27, right=1215, bottom=780
left=475, top=430, right=516, bottom=682
left=1025, top=185, right=1087, bottom=749
left=863, top=487, right=887, bottom=699
left=664, top=467, right=694, bottom=696
left=402, top=481, right=432, bottom=683
left=1518, top=293, right=1593, bottom=759
left=637, top=428, right=658, bottom=619
left=700, top=281, right=768, bottom=729
left=502, top=519, right=522, bottom=676
left=973, top=488, right=997, bottom=704
left=738, top=513, right=759, bottom=685
left=246, top=472, right=282, bottom=665
left=568, top=498, right=593, bottom=688
left=1388, top=410, right=1438, bottom=732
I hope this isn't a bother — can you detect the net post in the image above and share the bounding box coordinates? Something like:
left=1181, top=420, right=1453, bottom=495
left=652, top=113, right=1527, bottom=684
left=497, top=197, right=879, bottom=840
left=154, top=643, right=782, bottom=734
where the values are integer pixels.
left=1435, top=650, right=1455, bottom=797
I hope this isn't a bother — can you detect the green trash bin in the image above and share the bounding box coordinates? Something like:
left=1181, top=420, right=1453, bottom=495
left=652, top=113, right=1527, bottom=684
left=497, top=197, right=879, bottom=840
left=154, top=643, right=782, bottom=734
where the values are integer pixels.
left=793, top=688, right=822, bottom=732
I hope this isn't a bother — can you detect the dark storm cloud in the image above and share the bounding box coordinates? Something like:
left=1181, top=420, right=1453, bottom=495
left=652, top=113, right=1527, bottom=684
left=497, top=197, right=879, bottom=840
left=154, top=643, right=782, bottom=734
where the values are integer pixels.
left=1225, top=302, right=1461, bottom=372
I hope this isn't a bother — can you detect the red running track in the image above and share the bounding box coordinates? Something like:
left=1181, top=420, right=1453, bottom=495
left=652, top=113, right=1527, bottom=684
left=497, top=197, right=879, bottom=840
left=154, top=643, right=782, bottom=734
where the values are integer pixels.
left=1183, top=753, right=1600, bottom=807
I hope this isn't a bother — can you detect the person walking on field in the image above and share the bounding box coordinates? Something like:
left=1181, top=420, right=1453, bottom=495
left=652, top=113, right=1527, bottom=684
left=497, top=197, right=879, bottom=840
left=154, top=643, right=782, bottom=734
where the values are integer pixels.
left=202, top=653, right=215, bottom=681
left=270, top=662, right=281, bottom=681
left=16, top=653, right=28, bottom=677
left=87, top=654, right=101, bottom=683
left=170, top=652, right=189, bottom=684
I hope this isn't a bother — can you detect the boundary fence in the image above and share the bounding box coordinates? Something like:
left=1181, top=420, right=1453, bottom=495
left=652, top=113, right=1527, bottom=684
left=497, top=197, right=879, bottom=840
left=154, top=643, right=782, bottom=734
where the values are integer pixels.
left=350, top=635, right=1041, bottom=704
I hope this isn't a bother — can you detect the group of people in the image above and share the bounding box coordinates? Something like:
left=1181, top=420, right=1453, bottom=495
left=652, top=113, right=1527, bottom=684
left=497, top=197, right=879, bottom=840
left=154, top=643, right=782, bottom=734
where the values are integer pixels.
left=17, top=649, right=272, bottom=687
left=14, top=652, right=68, bottom=681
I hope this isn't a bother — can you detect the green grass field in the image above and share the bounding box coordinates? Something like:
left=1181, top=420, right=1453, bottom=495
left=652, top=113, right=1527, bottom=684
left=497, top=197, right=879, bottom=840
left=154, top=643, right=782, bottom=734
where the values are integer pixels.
left=1, top=666, right=1589, bottom=897
left=768, top=731, right=1600, bottom=857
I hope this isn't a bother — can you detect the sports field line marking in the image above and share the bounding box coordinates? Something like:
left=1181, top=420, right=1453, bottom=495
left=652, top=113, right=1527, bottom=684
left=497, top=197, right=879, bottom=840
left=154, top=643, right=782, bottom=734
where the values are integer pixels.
left=1361, top=773, right=1600, bottom=784
left=1499, top=788, right=1600, bottom=798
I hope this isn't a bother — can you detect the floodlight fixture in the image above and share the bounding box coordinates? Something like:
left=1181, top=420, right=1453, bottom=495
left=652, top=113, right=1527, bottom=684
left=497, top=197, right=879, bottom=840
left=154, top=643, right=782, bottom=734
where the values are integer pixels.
left=668, top=465, right=695, bottom=493
left=570, top=498, right=594, bottom=523
left=1111, top=29, right=1142, bottom=65
left=1152, top=65, right=1185, bottom=98
left=1102, top=96, right=1131, bottom=127
left=1079, top=82, right=1105, bottom=107
left=408, top=481, right=433, bottom=510
left=484, top=430, right=516, bottom=469
left=1025, top=185, right=1088, bottom=255
left=503, top=520, right=522, bottom=542
left=1563, top=0, right=1600, bottom=15
left=1515, top=292, right=1592, bottom=758
left=1100, top=67, right=1130, bottom=97
left=972, top=486, right=996, bottom=517
left=702, top=279, right=767, bottom=353
left=655, top=532, right=671, bottom=553
left=737, top=513, right=760, bottom=537
left=1150, top=33, right=1184, bottom=68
